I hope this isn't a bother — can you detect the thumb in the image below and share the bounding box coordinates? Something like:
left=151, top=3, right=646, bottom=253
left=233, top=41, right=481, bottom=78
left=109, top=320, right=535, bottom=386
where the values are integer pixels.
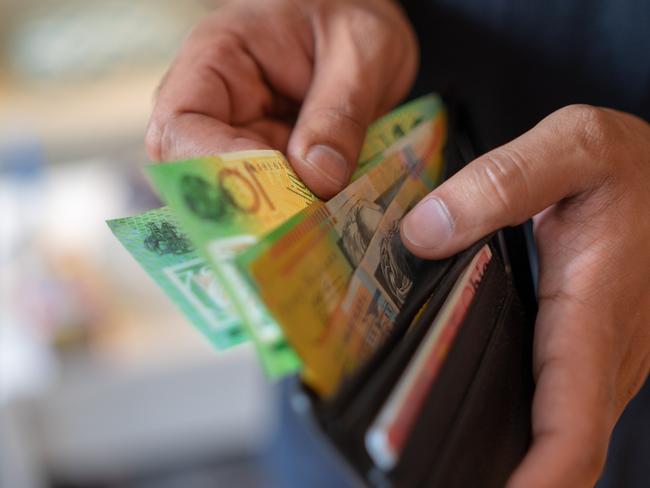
left=400, top=105, right=615, bottom=259
left=287, top=62, right=379, bottom=199
left=287, top=10, right=416, bottom=199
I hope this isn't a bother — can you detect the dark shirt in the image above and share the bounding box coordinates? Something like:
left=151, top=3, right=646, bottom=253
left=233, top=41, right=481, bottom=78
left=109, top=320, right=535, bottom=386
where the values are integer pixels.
left=401, top=2, right=650, bottom=486
left=403, top=0, right=650, bottom=149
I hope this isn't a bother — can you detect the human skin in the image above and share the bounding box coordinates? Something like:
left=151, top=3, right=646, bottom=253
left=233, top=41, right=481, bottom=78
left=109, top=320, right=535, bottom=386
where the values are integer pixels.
left=146, top=1, right=650, bottom=486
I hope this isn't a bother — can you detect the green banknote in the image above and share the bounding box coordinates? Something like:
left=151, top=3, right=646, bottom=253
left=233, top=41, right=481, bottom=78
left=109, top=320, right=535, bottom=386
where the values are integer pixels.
left=107, top=207, right=245, bottom=349
left=108, top=94, right=445, bottom=378
left=147, top=150, right=315, bottom=377
left=355, top=94, right=443, bottom=179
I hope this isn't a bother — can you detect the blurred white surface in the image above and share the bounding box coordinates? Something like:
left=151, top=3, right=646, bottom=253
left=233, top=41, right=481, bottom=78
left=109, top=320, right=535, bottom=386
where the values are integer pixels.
left=41, top=344, right=274, bottom=480
left=0, top=2, right=280, bottom=487
left=2, top=344, right=276, bottom=486
left=1, top=157, right=277, bottom=486
left=0, top=0, right=212, bottom=163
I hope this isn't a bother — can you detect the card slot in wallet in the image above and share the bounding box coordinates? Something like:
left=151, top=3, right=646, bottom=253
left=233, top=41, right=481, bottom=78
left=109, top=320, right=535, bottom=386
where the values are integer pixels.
left=318, top=237, right=497, bottom=473
left=389, top=247, right=533, bottom=488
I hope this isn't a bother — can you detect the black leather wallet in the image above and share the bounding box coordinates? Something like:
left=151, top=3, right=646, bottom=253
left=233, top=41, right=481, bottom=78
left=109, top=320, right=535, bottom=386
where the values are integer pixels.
left=283, top=103, right=538, bottom=488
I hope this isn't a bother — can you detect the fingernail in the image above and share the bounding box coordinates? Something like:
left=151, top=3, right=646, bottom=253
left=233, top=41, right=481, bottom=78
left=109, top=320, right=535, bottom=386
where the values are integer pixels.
left=402, top=197, right=454, bottom=249
left=303, top=145, right=349, bottom=189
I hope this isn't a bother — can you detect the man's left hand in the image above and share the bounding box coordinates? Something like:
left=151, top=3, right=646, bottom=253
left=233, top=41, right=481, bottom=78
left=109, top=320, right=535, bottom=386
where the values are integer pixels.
left=401, top=105, right=650, bottom=488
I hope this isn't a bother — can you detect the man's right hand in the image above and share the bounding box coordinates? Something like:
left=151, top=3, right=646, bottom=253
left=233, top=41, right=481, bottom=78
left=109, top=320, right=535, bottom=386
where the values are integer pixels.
left=146, top=0, right=418, bottom=199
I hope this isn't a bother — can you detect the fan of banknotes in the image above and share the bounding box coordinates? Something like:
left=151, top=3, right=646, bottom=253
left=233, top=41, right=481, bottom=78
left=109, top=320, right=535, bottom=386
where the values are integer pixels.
left=108, top=94, right=447, bottom=398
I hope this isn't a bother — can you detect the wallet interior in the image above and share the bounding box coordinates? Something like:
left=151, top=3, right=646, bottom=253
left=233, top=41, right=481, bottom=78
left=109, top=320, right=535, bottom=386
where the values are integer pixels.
left=306, top=233, right=534, bottom=488
left=295, top=99, right=537, bottom=487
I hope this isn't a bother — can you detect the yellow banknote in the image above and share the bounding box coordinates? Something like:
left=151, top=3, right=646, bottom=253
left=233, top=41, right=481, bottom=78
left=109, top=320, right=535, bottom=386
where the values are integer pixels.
left=321, top=152, right=444, bottom=392
left=243, top=114, right=447, bottom=392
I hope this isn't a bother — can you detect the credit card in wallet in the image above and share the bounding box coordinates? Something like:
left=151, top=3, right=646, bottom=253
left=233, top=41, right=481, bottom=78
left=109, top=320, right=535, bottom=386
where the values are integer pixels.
left=365, top=244, right=493, bottom=471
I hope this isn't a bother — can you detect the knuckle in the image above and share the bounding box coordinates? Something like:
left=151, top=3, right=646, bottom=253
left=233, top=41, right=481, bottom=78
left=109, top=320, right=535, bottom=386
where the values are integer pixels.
left=180, top=33, right=240, bottom=78
left=207, top=35, right=240, bottom=65
left=556, top=104, right=617, bottom=161
left=474, top=148, right=530, bottom=223
left=145, top=119, right=162, bottom=161
left=146, top=113, right=177, bottom=162
left=145, top=104, right=173, bottom=161
left=180, top=20, right=241, bottom=73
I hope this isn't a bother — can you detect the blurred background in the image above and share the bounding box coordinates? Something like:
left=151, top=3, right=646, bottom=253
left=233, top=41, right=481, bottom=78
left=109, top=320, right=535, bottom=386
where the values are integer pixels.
left=0, top=1, right=280, bottom=486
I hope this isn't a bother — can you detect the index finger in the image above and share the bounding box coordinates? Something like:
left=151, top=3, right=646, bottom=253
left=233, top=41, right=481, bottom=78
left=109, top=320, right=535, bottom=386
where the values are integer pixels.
left=146, top=5, right=313, bottom=161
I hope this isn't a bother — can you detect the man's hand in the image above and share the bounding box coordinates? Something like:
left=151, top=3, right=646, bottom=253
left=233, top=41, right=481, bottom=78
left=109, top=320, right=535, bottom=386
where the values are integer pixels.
left=146, top=0, right=417, bottom=198
left=401, top=105, right=650, bottom=487
left=148, top=2, right=650, bottom=484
